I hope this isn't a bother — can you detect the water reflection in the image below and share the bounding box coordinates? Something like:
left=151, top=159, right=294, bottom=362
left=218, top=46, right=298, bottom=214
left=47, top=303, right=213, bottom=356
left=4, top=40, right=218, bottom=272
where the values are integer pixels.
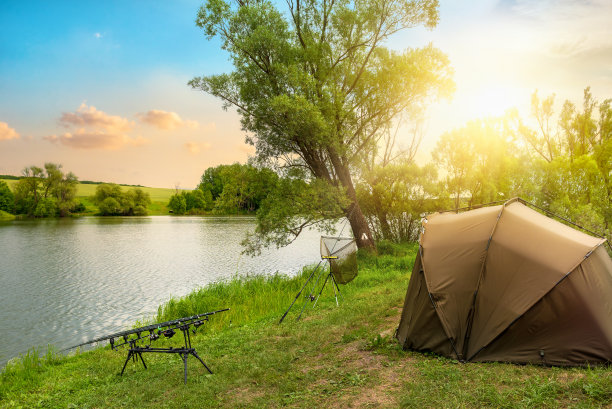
left=0, top=216, right=324, bottom=366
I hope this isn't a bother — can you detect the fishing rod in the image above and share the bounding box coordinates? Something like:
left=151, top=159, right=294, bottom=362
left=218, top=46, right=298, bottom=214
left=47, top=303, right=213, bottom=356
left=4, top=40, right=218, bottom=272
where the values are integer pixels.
left=62, top=308, right=229, bottom=384
left=62, top=308, right=229, bottom=352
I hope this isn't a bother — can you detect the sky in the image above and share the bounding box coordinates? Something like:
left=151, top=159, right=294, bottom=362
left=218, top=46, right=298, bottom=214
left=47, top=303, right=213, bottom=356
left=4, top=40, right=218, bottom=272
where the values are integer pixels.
left=1, top=0, right=611, bottom=188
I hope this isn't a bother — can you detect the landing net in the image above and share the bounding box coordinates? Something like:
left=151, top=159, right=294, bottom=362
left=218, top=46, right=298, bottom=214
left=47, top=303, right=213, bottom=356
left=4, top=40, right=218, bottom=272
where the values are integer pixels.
left=320, top=236, right=358, bottom=284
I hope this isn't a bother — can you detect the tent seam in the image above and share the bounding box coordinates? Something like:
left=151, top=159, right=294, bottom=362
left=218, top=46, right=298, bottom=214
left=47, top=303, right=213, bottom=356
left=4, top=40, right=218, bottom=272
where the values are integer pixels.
left=466, top=239, right=606, bottom=362
left=418, top=244, right=462, bottom=361
left=462, top=198, right=517, bottom=360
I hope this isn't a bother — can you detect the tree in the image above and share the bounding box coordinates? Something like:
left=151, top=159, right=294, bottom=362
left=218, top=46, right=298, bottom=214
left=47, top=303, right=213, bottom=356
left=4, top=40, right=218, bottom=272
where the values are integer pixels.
left=0, top=180, right=14, bottom=213
left=168, top=193, right=187, bottom=215
left=198, top=167, right=225, bottom=201
left=357, top=161, right=441, bottom=241
left=13, top=163, right=78, bottom=217
left=516, top=88, right=611, bottom=244
left=191, top=0, right=453, bottom=251
left=93, top=184, right=151, bottom=216
left=433, top=118, right=527, bottom=210
left=214, top=164, right=279, bottom=213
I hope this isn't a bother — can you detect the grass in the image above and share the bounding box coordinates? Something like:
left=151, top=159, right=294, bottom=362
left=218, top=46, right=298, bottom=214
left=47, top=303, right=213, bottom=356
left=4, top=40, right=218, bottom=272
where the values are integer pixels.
left=0, top=210, right=15, bottom=221
left=0, top=179, right=175, bottom=216
left=1, top=242, right=611, bottom=408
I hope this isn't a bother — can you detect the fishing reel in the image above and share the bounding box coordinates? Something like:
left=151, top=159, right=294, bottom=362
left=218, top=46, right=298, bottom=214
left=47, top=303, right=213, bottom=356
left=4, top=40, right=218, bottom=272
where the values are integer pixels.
left=149, top=330, right=159, bottom=341
left=190, top=317, right=208, bottom=334
left=161, top=328, right=175, bottom=338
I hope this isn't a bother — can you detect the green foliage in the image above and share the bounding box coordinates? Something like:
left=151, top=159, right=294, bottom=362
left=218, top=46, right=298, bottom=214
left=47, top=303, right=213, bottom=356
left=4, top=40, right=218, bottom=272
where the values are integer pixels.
left=93, top=184, right=151, bottom=216
left=70, top=201, right=86, bottom=213
left=98, top=197, right=122, bottom=215
left=433, top=118, right=529, bottom=210
left=175, top=163, right=280, bottom=217
left=242, top=177, right=349, bottom=255
left=357, top=161, right=443, bottom=241
left=33, top=197, right=57, bottom=217
left=213, top=164, right=278, bottom=214
left=12, top=163, right=78, bottom=217
left=0, top=180, right=14, bottom=213
left=168, top=193, right=187, bottom=215
left=198, top=166, right=225, bottom=201
left=191, top=0, right=453, bottom=250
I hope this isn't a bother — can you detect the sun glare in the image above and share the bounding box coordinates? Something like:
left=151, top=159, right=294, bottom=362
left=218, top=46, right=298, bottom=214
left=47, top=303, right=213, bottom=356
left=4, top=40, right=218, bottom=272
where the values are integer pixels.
left=462, top=84, right=523, bottom=119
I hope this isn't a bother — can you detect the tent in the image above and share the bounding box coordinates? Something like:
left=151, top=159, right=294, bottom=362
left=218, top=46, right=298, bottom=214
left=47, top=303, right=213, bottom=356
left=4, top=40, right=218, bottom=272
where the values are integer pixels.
left=396, top=198, right=612, bottom=366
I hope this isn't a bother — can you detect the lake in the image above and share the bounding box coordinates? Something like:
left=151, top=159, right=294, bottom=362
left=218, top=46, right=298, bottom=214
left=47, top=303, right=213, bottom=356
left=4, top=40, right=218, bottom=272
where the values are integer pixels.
left=0, top=216, right=327, bottom=367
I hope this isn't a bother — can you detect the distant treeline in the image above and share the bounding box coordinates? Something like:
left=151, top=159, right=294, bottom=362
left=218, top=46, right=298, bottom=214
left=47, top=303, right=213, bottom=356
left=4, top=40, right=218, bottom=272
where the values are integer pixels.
left=168, top=163, right=277, bottom=215
left=1, top=174, right=143, bottom=187
left=0, top=164, right=150, bottom=217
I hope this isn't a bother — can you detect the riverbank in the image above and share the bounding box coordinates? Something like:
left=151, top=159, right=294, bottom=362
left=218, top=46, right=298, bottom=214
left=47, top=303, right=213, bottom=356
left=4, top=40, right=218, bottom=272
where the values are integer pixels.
left=0, top=210, right=15, bottom=221
left=1, top=242, right=611, bottom=408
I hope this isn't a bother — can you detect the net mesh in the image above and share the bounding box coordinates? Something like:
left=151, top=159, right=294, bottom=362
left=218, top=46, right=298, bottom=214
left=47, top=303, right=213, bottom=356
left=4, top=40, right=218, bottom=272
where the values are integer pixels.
left=320, top=236, right=358, bottom=284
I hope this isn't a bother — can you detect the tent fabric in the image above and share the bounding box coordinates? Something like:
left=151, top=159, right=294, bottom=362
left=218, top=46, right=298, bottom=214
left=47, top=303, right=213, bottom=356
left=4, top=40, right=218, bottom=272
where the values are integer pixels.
left=396, top=199, right=612, bottom=365
left=420, top=205, right=503, bottom=358
left=396, top=254, right=455, bottom=357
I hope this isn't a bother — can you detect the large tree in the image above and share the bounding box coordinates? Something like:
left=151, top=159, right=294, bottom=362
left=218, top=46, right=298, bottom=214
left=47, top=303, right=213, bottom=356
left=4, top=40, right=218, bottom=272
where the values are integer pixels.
left=191, top=0, right=453, bottom=251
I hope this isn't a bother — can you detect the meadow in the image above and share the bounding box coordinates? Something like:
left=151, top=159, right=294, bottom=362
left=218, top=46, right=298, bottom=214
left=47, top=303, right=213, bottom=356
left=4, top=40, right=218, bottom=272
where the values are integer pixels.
left=1, top=242, right=610, bottom=408
left=0, top=179, right=176, bottom=216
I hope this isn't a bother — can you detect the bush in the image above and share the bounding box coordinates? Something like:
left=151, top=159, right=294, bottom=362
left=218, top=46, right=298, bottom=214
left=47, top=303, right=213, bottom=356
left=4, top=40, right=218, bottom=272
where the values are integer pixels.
left=0, top=180, right=14, bottom=213
left=98, top=197, right=122, bottom=215
left=33, top=197, right=57, bottom=217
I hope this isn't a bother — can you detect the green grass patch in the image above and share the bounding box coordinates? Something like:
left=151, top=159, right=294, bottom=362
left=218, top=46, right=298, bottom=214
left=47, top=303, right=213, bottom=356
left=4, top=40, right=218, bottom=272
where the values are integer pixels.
left=0, top=209, right=15, bottom=221
left=1, top=242, right=610, bottom=408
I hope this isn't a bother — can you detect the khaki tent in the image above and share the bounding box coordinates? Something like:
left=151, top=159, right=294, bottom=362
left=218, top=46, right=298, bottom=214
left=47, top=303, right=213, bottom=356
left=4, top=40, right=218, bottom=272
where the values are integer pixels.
left=396, top=198, right=612, bottom=366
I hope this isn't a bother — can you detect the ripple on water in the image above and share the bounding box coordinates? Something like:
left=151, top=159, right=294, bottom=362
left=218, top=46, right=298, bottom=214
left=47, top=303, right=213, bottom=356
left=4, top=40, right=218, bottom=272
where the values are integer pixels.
left=0, top=216, right=324, bottom=366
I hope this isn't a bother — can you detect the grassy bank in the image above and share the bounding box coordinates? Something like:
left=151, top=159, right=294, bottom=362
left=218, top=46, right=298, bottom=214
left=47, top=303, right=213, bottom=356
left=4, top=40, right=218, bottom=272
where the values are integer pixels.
left=0, top=210, right=15, bottom=221
left=1, top=242, right=611, bottom=408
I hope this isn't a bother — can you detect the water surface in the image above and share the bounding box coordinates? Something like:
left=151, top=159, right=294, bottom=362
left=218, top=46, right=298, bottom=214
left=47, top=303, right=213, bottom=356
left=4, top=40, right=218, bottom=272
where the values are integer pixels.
left=0, top=216, right=324, bottom=366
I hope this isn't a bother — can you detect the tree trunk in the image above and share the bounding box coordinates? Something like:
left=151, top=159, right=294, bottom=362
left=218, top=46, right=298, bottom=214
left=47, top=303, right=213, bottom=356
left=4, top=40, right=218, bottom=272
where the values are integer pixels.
left=346, top=201, right=375, bottom=250
left=372, top=191, right=392, bottom=240
left=328, top=149, right=376, bottom=251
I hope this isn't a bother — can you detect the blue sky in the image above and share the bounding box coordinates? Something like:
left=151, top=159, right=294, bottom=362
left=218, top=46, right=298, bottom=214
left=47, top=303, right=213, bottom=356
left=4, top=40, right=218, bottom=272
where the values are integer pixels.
left=1, top=0, right=611, bottom=187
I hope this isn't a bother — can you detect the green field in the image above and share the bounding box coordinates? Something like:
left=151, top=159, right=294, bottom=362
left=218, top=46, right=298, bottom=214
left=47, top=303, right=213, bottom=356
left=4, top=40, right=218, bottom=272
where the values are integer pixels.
left=0, top=179, right=176, bottom=216
left=1, top=242, right=610, bottom=408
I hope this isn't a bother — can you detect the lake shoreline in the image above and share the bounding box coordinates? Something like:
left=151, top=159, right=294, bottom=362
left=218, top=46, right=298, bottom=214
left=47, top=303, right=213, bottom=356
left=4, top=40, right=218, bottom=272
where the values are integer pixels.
left=2, top=242, right=611, bottom=408
left=0, top=216, right=322, bottom=368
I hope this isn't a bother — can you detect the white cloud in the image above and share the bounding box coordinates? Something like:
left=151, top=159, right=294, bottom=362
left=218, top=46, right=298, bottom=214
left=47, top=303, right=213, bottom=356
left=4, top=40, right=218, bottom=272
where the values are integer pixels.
left=44, top=130, right=147, bottom=150
left=0, top=122, right=20, bottom=141
left=136, top=110, right=202, bottom=130
left=48, top=104, right=142, bottom=150
left=185, top=142, right=211, bottom=154
left=60, top=103, right=133, bottom=133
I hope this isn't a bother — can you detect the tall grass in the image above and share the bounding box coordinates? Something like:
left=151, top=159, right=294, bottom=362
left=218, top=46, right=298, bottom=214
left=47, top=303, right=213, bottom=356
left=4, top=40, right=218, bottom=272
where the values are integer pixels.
left=155, top=241, right=418, bottom=329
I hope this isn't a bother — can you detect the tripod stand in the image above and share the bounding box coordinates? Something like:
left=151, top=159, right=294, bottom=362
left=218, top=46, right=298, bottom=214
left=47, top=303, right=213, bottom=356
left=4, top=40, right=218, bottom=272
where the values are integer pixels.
left=118, top=323, right=212, bottom=384
left=279, top=253, right=347, bottom=323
